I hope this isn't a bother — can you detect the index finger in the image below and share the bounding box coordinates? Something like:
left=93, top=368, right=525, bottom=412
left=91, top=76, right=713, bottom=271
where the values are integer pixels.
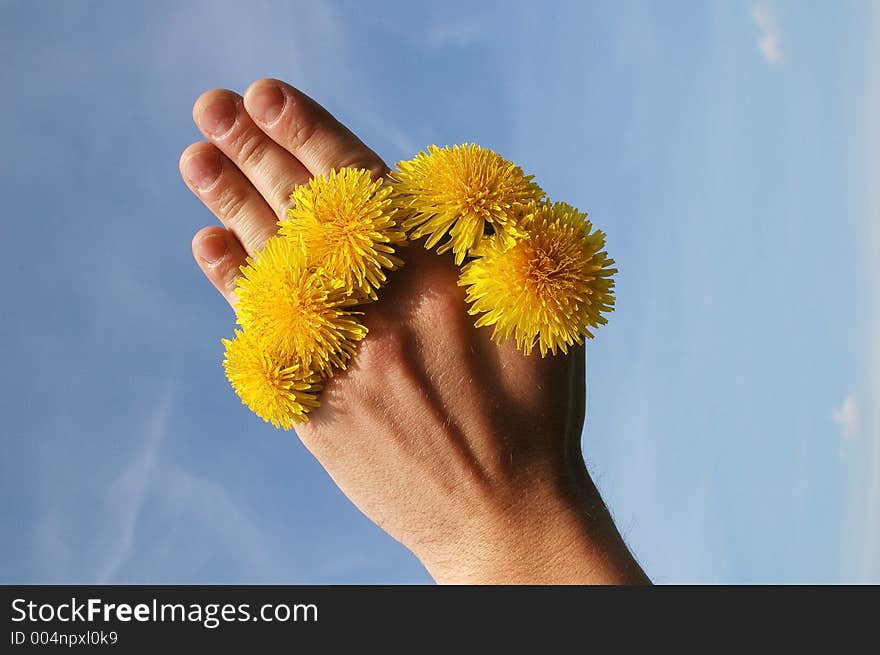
left=242, top=78, right=388, bottom=179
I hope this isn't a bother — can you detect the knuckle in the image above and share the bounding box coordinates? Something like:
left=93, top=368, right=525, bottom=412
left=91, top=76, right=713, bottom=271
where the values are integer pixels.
left=418, top=285, right=466, bottom=324
left=286, top=109, right=325, bottom=153
left=368, top=160, right=390, bottom=180
left=233, top=131, right=294, bottom=213
left=357, top=324, right=407, bottom=371
left=335, top=150, right=388, bottom=178
left=235, top=129, right=270, bottom=171
left=270, top=180, right=296, bottom=218
left=215, top=184, right=249, bottom=223
left=221, top=268, right=240, bottom=299
left=336, top=142, right=388, bottom=174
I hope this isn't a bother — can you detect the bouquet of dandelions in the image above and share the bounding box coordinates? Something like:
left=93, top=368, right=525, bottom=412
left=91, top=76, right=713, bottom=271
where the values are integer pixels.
left=222, top=144, right=617, bottom=429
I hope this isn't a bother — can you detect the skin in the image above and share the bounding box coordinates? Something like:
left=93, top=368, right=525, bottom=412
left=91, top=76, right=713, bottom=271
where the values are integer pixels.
left=179, top=79, right=649, bottom=584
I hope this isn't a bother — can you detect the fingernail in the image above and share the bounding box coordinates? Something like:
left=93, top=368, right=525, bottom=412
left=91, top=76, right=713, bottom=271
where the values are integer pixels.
left=199, top=96, right=237, bottom=137
left=247, top=84, right=285, bottom=125
left=196, top=232, right=228, bottom=264
left=185, top=151, right=221, bottom=191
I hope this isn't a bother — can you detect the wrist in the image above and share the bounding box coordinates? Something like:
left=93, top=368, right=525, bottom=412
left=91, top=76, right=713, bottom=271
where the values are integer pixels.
left=414, top=464, right=648, bottom=585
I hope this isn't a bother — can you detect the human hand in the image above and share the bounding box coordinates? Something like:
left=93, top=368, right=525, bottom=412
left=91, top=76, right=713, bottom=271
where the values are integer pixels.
left=180, top=79, right=647, bottom=584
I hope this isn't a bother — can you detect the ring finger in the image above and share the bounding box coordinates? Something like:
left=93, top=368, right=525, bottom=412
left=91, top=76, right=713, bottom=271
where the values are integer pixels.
left=179, top=141, right=277, bottom=255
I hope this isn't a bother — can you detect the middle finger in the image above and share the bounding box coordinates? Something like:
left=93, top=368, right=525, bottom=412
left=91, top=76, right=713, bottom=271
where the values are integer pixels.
left=193, top=88, right=311, bottom=217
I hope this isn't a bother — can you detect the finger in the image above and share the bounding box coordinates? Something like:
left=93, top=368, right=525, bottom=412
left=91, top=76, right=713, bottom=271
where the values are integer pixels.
left=192, top=88, right=312, bottom=216
left=491, top=336, right=573, bottom=417
left=243, top=78, right=387, bottom=178
left=191, top=226, right=247, bottom=308
left=366, top=248, right=502, bottom=438
left=179, top=142, right=278, bottom=255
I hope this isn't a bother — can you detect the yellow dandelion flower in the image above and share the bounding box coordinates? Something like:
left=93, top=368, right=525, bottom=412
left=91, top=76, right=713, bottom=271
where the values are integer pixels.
left=235, top=236, right=367, bottom=374
left=459, top=201, right=617, bottom=356
left=222, top=329, right=322, bottom=429
left=280, top=168, right=406, bottom=301
left=389, top=144, right=544, bottom=265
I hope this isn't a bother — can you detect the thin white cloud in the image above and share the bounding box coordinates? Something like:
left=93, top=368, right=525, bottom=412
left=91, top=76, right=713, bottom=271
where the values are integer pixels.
left=833, top=395, right=861, bottom=440
left=157, top=466, right=276, bottom=581
left=751, top=3, right=783, bottom=66
left=91, top=373, right=280, bottom=583
left=95, top=376, right=174, bottom=583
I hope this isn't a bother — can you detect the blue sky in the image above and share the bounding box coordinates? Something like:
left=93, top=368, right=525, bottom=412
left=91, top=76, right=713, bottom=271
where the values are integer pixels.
left=1, top=0, right=877, bottom=583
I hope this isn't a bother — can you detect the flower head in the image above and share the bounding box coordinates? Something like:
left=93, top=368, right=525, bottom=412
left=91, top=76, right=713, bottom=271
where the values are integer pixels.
left=390, top=144, right=544, bottom=264
left=235, top=235, right=368, bottom=374
left=459, top=201, right=616, bottom=356
left=222, top=329, right=322, bottom=429
left=280, top=168, right=406, bottom=301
